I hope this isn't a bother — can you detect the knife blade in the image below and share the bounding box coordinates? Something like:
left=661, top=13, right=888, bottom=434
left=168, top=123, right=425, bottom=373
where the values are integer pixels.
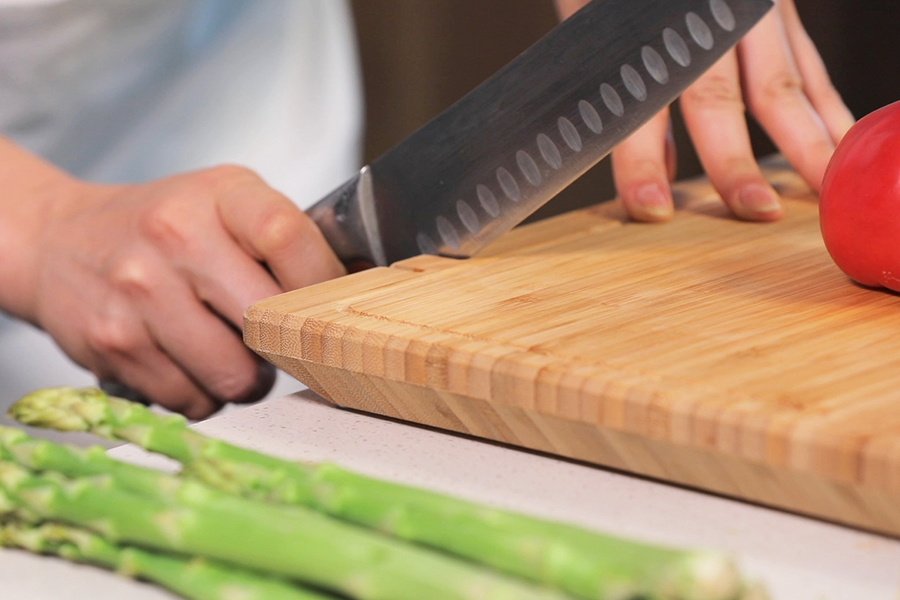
left=312, top=0, right=773, bottom=267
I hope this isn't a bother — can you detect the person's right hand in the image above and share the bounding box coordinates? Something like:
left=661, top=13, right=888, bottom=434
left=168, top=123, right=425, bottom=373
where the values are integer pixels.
left=18, top=165, right=345, bottom=418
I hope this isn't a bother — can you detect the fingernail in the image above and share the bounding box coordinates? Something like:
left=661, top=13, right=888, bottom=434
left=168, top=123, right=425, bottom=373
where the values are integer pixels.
left=236, top=361, right=276, bottom=404
left=737, top=185, right=782, bottom=219
left=632, top=183, right=673, bottom=221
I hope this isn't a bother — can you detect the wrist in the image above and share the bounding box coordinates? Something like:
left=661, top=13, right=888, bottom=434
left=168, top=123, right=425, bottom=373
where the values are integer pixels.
left=0, top=139, right=90, bottom=323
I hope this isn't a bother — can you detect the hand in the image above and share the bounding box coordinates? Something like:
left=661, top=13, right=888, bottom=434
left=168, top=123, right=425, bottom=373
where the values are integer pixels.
left=22, top=166, right=345, bottom=418
left=554, top=0, right=855, bottom=222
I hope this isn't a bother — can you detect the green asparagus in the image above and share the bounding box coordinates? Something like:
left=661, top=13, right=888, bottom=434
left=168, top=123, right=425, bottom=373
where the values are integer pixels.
left=9, top=386, right=755, bottom=600
left=0, top=520, right=337, bottom=600
left=0, top=425, right=179, bottom=500
left=0, top=458, right=580, bottom=600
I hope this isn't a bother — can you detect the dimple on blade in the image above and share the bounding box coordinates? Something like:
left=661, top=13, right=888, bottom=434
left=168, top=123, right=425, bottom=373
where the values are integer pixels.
left=308, top=0, right=774, bottom=267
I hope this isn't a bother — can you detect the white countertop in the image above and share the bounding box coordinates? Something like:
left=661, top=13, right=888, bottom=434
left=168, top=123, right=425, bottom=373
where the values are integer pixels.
left=2, top=388, right=899, bottom=600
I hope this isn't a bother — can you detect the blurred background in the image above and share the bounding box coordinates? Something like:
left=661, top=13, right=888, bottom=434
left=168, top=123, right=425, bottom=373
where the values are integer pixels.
left=350, top=0, right=900, bottom=221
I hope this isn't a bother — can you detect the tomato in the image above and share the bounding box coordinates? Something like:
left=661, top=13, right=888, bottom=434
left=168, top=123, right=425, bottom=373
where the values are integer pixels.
left=819, top=99, right=900, bottom=292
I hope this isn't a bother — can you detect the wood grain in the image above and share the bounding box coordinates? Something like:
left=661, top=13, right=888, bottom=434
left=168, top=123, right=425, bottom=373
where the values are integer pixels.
left=245, top=162, right=900, bottom=535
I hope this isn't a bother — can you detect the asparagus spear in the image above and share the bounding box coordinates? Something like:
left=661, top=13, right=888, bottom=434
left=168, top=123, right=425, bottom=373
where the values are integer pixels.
left=0, top=485, right=335, bottom=600
left=0, top=429, right=724, bottom=600
left=0, top=458, right=582, bottom=600
left=0, top=519, right=337, bottom=600
left=0, top=426, right=325, bottom=536
left=0, top=425, right=180, bottom=500
left=9, top=387, right=755, bottom=600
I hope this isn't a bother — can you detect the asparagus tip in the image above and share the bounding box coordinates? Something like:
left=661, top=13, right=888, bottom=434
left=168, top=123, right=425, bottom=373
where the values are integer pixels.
left=8, top=387, right=108, bottom=433
left=659, top=551, right=742, bottom=600
left=0, top=520, right=51, bottom=553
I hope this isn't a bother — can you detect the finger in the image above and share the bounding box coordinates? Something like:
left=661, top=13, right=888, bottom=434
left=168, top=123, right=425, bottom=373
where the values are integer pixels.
left=215, top=171, right=346, bottom=290
left=680, top=50, right=783, bottom=221
left=611, top=109, right=676, bottom=222
left=738, top=10, right=835, bottom=192
left=187, top=233, right=285, bottom=328
left=553, top=0, right=588, bottom=19
left=111, top=251, right=274, bottom=408
left=778, top=0, right=855, bottom=142
left=101, top=344, right=222, bottom=420
left=135, top=173, right=287, bottom=327
left=80, top=298, right=222, bottom=419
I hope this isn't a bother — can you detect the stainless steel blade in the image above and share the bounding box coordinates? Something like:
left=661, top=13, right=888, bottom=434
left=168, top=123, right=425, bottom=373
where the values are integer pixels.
left=308, top=0, right=773, bottom=267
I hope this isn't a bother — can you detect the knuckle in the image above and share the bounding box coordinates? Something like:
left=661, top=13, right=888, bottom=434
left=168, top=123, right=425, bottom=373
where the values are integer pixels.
left=108, top=254, right=157, bottom=299
left=139, top=199, right=193, bottom=251
left=85, top=315, right=140, bottom=357
left=751, top=70, right=804, bottom=108
left=683, top=74, right=745, bottom=111
left=255, top=208, right=311, bottom=257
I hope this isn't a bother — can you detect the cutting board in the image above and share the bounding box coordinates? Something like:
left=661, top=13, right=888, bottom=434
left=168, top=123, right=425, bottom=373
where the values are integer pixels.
left=245, top=161, right=900, bottom=536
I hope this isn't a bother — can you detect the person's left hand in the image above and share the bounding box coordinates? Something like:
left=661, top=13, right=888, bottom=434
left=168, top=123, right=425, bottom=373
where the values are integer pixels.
left=553, top=0, right=855, bottom=222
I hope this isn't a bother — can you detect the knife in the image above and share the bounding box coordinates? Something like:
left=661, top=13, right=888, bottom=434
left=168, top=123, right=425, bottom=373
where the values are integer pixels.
left=102, top=0, right=773, bottom=404
left=307, top=0, right=773, bottom=268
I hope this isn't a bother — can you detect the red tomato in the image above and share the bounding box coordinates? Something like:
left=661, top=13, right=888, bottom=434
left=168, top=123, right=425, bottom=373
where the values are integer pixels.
left=819, top=100, right=900, bottom=292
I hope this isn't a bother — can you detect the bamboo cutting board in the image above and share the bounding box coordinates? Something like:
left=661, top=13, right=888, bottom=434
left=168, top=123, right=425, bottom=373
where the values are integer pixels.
left=245, top=161, right=900, bottom=536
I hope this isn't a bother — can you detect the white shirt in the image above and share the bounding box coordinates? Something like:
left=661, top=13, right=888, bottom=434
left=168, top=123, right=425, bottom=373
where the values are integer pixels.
left=0, top=0, right=363, bottom=203
left=0, top=0, right=365, bottom=412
